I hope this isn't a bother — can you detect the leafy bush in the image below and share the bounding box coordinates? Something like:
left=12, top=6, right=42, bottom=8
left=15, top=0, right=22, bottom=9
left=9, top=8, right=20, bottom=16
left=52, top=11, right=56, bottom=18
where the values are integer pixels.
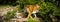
left=39, top=2, right=57, bottom=15
left=38, top=1, right=57, bottom=22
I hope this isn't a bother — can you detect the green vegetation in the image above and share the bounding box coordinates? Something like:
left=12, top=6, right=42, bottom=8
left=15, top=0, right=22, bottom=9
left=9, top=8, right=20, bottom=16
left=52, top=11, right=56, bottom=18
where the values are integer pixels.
left=5, top=11, right=16, bottom=20
left=27, top=17, right=40, bottom=22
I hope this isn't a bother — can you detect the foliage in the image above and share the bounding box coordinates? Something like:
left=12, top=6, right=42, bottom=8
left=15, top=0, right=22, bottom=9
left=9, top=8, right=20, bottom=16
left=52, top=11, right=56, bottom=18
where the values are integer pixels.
left=39, top=2, right=57, bottom=15
left=38, top=0, right=57, bottom=22
left=27, top=17, right=40, bottom=22
left=0, top=0, right=19, bottom=6
left=5, top=11, right=16, bottom=20
left=53, top=8, right=60, bottom=16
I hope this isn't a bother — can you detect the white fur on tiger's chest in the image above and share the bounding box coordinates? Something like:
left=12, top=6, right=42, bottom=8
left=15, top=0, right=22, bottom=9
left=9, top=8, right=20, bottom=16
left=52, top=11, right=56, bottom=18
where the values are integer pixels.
left=32, top=10, right=38, bottom=14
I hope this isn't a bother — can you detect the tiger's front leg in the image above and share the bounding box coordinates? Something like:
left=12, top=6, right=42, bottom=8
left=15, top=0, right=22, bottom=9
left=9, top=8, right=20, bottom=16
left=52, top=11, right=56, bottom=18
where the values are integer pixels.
left=27, top=12, right=32, bottom=19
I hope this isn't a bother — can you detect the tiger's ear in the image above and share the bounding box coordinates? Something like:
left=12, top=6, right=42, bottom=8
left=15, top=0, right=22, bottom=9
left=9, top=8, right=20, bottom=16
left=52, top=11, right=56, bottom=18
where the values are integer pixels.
left=35, top=4, right=40, bottom=10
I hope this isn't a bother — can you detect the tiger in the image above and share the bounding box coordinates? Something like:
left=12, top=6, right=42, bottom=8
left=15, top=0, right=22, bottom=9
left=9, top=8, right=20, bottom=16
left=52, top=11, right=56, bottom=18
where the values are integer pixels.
left=24, top=4, right=40, bottom=19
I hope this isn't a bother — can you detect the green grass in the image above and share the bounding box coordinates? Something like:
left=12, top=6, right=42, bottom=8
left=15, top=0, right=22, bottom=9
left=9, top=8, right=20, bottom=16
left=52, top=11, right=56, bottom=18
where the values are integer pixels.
left=27, top=17, right=40, bottom=22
